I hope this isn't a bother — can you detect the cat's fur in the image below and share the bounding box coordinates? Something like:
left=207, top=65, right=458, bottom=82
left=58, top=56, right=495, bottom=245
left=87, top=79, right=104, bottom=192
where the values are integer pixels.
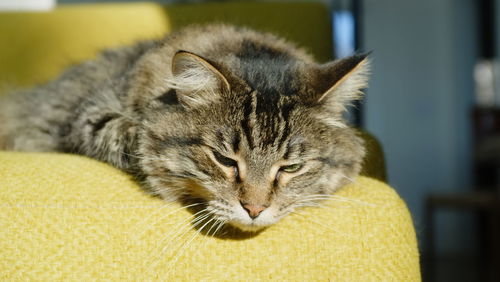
left=0, top=25, right=369, bottom=231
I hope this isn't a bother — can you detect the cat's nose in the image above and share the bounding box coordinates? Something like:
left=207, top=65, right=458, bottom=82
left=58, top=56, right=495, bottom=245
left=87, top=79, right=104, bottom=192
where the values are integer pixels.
left=240, top=202, right=267, bottom=219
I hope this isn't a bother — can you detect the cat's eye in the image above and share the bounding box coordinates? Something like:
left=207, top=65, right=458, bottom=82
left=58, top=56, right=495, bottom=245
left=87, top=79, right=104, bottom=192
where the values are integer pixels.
left=212, top=151, right=237, bottom=167
left=280, top=163, right=304, bottom=173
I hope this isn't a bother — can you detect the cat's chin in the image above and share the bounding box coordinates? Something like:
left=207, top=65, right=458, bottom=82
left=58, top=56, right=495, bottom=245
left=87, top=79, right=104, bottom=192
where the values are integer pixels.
left=229, top=221, right=270, bottom=233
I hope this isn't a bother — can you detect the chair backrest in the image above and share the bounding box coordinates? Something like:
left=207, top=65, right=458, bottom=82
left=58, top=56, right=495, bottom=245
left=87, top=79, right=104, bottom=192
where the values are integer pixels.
left=0, top=2, right=332, bottom=90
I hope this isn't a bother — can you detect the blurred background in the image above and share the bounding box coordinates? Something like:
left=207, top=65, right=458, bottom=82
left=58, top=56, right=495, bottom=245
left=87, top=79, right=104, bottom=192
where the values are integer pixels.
left=1, top=0, right=499, bottom=281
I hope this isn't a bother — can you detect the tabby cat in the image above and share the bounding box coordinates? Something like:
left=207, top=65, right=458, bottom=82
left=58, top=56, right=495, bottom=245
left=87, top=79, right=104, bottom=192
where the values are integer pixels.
left=0, top=25, right=369, bottom=231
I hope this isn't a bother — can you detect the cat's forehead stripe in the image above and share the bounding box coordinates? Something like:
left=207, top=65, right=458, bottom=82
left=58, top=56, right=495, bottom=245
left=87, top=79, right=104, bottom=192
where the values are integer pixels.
left=231, top=132, right=240, bottom=152
left=236, top=94, right=296, bottom=154
left=240, top=91, right=256, bottom=149
left=277, top=102, right=293, bottom=150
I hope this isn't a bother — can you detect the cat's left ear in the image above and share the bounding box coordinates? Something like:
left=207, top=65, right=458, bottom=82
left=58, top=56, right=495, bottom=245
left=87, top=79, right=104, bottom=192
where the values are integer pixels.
left=313, top=53, right=370, bottom=114
left=168, top=51, right=231, bottom=107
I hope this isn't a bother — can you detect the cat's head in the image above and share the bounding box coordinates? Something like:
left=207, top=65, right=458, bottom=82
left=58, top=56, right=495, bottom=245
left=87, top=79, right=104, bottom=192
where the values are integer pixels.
left=136, top=41, right=369, bottom=232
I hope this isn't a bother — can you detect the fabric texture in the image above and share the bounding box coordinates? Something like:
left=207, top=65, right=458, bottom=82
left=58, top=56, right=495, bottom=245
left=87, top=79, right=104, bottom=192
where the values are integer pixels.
left=0, top=152, right=420, bottom=280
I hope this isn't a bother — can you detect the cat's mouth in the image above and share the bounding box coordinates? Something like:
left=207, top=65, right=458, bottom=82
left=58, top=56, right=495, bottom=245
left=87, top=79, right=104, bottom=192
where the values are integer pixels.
left=229, top=221, right=268, bottom=232
left=229, top=220, right=274, bottom=232
left=223, top=203, right=279, bottom=232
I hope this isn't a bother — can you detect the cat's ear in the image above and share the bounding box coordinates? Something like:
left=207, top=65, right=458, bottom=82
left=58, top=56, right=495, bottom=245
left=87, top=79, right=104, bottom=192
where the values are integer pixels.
left=312, top=53, right=370, bottom=115
left=168, top=51, right=231, bottom=107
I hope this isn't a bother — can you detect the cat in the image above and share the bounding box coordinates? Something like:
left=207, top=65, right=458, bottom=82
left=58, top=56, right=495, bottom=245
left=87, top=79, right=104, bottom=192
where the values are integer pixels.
left=0, top=24, right=369, bottom=232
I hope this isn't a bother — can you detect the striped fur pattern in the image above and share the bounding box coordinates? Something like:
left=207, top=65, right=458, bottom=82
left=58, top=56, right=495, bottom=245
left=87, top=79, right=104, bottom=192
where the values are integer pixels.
left=0, top=25, right=370, bottom=231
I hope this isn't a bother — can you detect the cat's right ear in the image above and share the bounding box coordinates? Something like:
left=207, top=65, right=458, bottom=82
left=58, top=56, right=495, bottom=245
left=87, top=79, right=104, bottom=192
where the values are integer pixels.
left=307, top=54, right=370, bottom=127
left=167, top=51, right=231, bottom=107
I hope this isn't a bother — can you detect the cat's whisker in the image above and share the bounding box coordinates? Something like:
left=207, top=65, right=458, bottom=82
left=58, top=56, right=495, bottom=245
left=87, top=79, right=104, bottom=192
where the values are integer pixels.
left=116, top=151, right=179, bottom=168
left=296, top=195, right=345, bottom=202
left=192, top=218, right=228, bottom=267
left=290, top=211, right=355, bottom=239
left=292, top=201, right=349, bottom=213
left=116, top=150, right=154, bottom=161
left=132, top=202, right=203, bottom=239
left=202, top=218, right=220, bottom=239
left=166, top=218, right=214, bottom=277
left=330, top=195, right=376, bottom=207
left=290, top=202, right=323, bottom=210
left=293, top=195, right=342, bottom=203
left=119, top=153, right=142, bottom=161
left=161, top=208, right=211, bottom=242
left=291, top=198, right=325, bottom=205
left=156, top=187, right=190, bottom=199
left=300, top=194, right=332, bottom=198
left=296, top=196, right=333, bottom=201
left=164, top=216, right=218, bottom=277
left=295, top=199, right=339, bottom=209
left=288, top=195, right=375, bottom=219
left=299, top=196, right=375, bottom=207
left=297, top=192, right=376, bottom=207
left=136, top=156, right=165, bottom=162
left=129, top=201, right=177, bottom=238
left=163, top=217, right=226, bottom=278
left=340, top=174, right=359, bottom=185
left=197, top=218, right=227, bottom=253
left=339, top=174, right=378, bottom=198
left=150, top=208, right=215, bottom=260
left=144, top=208, right=210, bottom=262
left=291, top=200, right=329, bottom=206
left=144, top=209, right=215, bottom=276
left=212, top=220, right=227, bottom=238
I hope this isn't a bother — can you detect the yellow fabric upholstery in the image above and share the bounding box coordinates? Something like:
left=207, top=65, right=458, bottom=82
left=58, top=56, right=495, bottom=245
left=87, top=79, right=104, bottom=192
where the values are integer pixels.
left=0, top=3, right=170, bottom=88
left=0, top=2, right=419, bottom=280
left=0, top=152, right=419, bottom=280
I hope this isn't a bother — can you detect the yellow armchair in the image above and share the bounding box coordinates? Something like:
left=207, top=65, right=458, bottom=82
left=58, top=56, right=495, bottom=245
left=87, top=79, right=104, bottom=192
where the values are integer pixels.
left=0, top=3, right=420, bottom=280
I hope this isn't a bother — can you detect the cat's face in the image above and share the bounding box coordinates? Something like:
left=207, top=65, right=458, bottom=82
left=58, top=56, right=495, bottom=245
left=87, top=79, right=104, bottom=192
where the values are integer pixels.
left=137, top=49, right=369, bottom=232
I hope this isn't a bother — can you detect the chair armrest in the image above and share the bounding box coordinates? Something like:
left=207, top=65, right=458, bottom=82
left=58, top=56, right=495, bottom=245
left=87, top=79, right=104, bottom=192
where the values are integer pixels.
left=0, top=152, right=420, bottom=280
